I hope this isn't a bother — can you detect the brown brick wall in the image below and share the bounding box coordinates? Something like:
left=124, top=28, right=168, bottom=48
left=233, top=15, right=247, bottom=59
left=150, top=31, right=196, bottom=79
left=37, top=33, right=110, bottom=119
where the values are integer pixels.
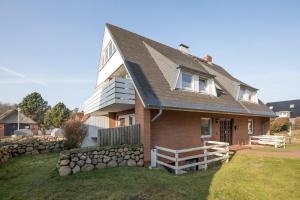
left=135, top=95, right=151, bottom=164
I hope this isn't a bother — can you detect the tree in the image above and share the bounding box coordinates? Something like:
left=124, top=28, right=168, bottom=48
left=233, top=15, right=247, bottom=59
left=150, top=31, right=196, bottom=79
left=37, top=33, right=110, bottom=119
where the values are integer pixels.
left=18, top=92, right=49, bottom=124
left=43, top=102, right=70, bottom=129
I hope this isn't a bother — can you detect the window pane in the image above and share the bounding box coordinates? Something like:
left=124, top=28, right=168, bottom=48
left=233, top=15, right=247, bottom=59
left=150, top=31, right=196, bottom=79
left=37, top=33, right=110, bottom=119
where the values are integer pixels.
left=248, top=119, right=253, bottom=134
left=199, top=79, right=206, bottom=92
left=182, top=73, right=192, bottom=89
left=201, top=118, right=211, bottom=136
left=109, top=42, right=113, bottom=58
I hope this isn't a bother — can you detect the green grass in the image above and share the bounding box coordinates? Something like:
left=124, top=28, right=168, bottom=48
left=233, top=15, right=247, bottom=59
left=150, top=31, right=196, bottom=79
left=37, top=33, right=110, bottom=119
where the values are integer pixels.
left=251, top=143, right=300, bottom=152
left=0, top=145, right=300, bottom=200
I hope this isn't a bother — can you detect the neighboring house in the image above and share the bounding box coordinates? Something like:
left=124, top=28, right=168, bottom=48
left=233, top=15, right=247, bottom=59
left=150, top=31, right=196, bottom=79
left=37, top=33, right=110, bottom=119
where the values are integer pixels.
left=83, top=23, right=275, bottom=164
left=0, top=109, right=38, bottom=138
left=266, top=99, right=300, bottom=124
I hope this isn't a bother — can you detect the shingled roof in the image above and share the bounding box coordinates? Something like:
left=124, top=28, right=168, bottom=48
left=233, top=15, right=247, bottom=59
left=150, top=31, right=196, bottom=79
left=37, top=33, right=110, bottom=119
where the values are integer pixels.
left=0, top=109, right=37, bottom=124
left=267, top=99, right=300, bottom=118
left=107, top=23, right=275, bottom=117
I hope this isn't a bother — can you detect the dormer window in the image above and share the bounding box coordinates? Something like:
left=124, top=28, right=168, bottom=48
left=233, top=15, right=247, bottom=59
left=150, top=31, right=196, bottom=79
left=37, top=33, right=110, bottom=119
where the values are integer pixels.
left=199, top=79, right=207, bottom=93
left=238, top=87, right=258, bottom=103
left=182, top=72, right=193, bottom=90
left=290, top=104, right=294, bottom=108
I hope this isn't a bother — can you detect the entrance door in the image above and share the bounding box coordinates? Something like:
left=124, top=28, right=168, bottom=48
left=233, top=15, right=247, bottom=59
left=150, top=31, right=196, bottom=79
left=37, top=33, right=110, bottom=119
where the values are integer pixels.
left=220, top=119, right=233, bottom=144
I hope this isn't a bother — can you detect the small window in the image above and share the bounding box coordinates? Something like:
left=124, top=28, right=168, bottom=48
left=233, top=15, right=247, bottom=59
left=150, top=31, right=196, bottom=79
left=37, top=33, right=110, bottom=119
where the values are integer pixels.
left=182, top=73, right=193, bottom=90
left=248, top=119, right=253, bottom=134
left=199, top=79, right=207, bottom=93
left=129, top=116, right=133, bottom=125
left=201, top=118, right=212, bottom=138
left=269, top=106, right=273, bottom=109
left=290, top=104, right=294, bottom=108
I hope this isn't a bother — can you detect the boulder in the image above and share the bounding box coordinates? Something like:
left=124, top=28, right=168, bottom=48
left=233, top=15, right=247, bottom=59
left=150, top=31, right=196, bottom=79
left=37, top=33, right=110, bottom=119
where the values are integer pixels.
left=137, top=159, right=144, bottom=167
left=103, top=156, right=111, bottom=163
left=95, top=163, right=106, bottom=169
left=86, top=158, right=91, bottom=164
left=59, top=166, right=71, bottom=176
left=72, top=165, right=80, bottom=174
left=81, top=164, right=94, bottom=172
left=91, top=159, right=98, bottom=165
left=60, top=159, right=70, bottom=166
left=77, top=160, right=85, bottom=167
left=107, top=160, right=117, bottom=167
left=127, top=159, right=136, bottom=167
left=69, top=161, right=76, bottom=168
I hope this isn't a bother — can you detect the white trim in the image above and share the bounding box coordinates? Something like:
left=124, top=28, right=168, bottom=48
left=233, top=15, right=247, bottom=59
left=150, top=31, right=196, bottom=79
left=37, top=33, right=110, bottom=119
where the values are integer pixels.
left=201, top=118, right=212, bottom=138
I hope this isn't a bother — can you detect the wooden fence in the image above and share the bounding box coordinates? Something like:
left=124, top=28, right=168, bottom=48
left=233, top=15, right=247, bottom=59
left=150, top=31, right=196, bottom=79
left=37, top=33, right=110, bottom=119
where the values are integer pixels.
left=249, top=135, right=286, bottom=148
left=97, top=124, right=140, bottom=146
left=151, top=141, right=229, bottom=175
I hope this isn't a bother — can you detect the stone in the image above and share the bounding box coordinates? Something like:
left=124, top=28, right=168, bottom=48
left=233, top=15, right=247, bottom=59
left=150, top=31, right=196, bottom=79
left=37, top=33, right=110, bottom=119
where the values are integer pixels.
left=107, top=160, right=117, bottom=167
left=135, top=157, right=140, bottom=161
left=103, top=156, right=111, bottom=163
left=38, top=145, right=45, bottom=150
left=124, top=148, right=128, bottom=152
left=131, top=154, right=136, bottom=159
left=86, top=158, right=91, bottom=164
left=117, top=157, right=123, bottom=163
left=124, top=155, right=130, bottom=160
left=81, top=164, right=94, bottom=172
left=72, top=165, right=80, bottom=174
left=134, top=151, right=140, bottom=155
left=92, top=151, right=98, bottom=155
left=109, top=152, right=115, bottom=156
left=18, top=148, right=25, bottom=154
left=139, top=154, right=144, bottom=158
left=72, top=157, right=79, bottom=162
left=26, top=147, right=33, bottom=152
left=80, top=155, right=86, bottom=160
left=77, top=160, right=85, bottom=167
left=119, top=160, right=127, bottom=166
left=127, top=159, right=136, bottom=167
left=91, top=159, right=98, bottom=165
left=95, top=163, right=106, bottom=169
left=97, top=158, right=103, bottom=163
left=118, top=148, right=123, bottom=153
left=93, top=155, right=99, bottom=159
left=32, top=150, right=39, bottom=155
left=59, top=166, right=71, bottom=176
left=137, top=159, right=144, bottom=167
left=60, top=159, right=70, bottom=166
left=70, top=161, right=76, bottom=168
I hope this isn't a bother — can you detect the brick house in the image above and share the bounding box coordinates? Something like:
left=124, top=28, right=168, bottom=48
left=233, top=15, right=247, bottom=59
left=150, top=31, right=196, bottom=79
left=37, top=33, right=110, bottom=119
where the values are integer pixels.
left=0, top=109, right=38, bottom=138
left=83, top=24, right=276, bottom=164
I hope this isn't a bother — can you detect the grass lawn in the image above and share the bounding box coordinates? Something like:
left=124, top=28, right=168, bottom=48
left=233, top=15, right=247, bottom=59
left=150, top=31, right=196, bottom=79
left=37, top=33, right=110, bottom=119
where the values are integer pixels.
left=0, top=145, right=300, bottom=200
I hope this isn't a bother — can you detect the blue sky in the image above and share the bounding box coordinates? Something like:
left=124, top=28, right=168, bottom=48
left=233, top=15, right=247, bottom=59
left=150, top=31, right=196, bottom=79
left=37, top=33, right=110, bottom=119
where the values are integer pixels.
left=0, top=0, right=299, bottom=109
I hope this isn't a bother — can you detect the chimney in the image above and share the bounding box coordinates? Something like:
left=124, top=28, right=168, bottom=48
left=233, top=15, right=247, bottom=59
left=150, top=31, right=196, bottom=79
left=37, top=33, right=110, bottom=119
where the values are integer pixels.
left=179, top=43, right=189, bottom=54
left=203, top=54, right=212, bottom=63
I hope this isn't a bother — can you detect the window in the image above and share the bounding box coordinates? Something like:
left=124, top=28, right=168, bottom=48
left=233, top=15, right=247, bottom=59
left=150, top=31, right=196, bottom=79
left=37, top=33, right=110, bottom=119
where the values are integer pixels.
left=182, top=73, right=193, bottom=90
left=269, top=106, right=273, bottom=110
left=100, top=40, right=116, bottom=67
left=248, top=119, right=253, bottom=134
left=201, top=118, right=212, bottom=138
left=129, top=116, right=133, bottom=125
left=199, top=79, right=207, bottom=93
left=290, top=104, right=295, bottom=108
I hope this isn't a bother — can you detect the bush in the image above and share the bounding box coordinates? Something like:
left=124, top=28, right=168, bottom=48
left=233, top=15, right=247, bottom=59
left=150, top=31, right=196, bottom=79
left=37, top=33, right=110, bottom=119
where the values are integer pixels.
left=270, top=117, right=290, bottom=133
left=63, top=119, right=87, bottom=149
left=294, top=117, right=300, bottom=130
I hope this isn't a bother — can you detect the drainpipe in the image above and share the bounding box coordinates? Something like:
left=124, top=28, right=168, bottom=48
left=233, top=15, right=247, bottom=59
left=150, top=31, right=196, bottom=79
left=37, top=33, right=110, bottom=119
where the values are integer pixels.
left=151, top=108, right=163, bottom=122
left=17, top=108, right=21, bottom=130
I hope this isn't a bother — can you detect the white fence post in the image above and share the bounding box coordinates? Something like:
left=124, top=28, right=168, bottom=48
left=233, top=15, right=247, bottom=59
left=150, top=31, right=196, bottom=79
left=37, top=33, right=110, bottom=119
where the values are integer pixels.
left=225, top=144, right=229, bottom=163
left=204, top=141, right=207, bottom=170
left=175, top=151, right=179, bottom=175
left=150, top=148, right=157, bottom=168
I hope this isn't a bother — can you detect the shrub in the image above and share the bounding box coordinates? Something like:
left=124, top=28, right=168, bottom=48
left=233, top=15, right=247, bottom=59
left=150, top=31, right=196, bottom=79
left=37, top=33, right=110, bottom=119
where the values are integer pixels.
left=270, top=117, right=290, bottom=133
left=294, top=117, right=300, bottom=130
left=63, top=119, right=87, bottom=149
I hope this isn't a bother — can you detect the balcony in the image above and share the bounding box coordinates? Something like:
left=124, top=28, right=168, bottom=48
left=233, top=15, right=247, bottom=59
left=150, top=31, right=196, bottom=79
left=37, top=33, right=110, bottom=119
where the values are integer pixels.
left=84, top=77, right=135, bottom=114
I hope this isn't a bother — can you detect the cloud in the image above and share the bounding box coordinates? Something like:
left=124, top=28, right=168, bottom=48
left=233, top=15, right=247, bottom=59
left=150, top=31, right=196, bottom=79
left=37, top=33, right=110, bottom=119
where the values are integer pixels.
left=0, top=66, right=47, bottom=86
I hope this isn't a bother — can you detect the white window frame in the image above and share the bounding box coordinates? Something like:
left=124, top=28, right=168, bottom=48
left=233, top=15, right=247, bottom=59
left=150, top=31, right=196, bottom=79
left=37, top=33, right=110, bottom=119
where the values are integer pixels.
left=248, top=119, right=254, bottom=135
left=199, top=78, right=207, bottom=94
left=200, top=118, right=212, bottom=138
left=269, top=106, right=273, bottom=109
left=118, top=114, right=135, bottom=126
left=181, top=72, right=193, bottom=91
left=290, top=104, right=295, bottom=108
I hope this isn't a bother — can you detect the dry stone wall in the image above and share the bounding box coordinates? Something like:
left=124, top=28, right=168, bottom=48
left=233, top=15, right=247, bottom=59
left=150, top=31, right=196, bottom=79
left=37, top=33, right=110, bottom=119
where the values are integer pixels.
left=57, top=144, right=144, bottom=176
left=0, top=136, right=66, bottom=165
